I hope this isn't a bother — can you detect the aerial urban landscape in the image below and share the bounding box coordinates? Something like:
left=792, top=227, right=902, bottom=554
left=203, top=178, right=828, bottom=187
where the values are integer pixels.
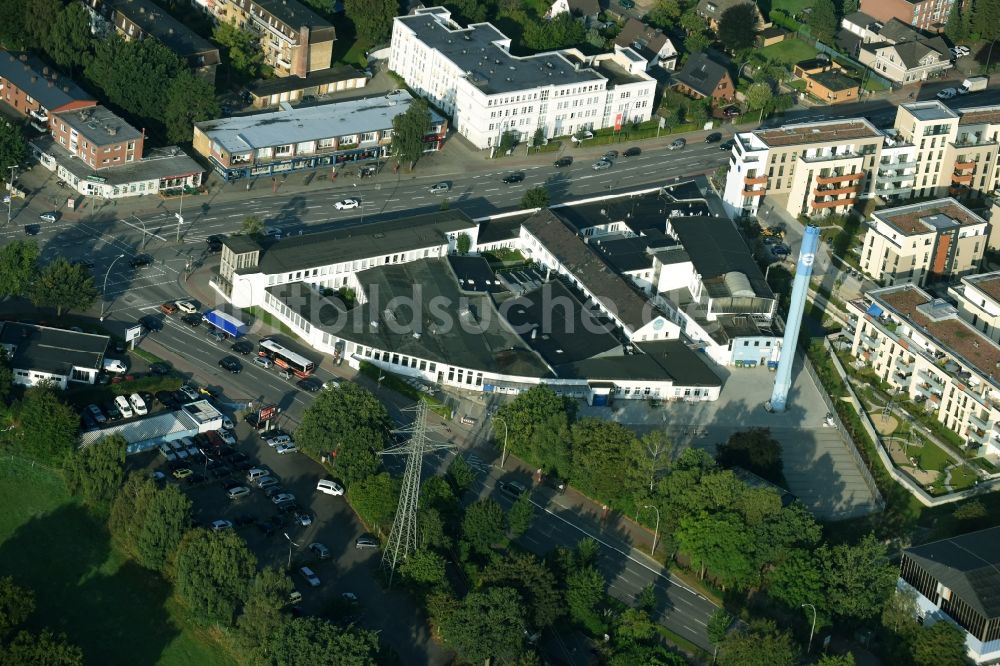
left=4, top=0, right=1000, bottom=664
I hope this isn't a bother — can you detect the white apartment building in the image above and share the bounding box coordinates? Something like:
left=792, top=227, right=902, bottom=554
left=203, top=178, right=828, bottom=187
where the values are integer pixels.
left=846, top=284, right=1000, bottom=459
left=860, top=198, right=989, bottom=287
left=722, top=118, right=884, bottom=218
left=949, top=271, right=1000, bottom=345
left=723, top=101, right=1000, bottom=218
left=388, top=6, right=656, bottom=149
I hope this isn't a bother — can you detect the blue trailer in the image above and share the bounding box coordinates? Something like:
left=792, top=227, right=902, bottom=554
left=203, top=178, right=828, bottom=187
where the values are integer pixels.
left=202, top=309, right=249, bottom=338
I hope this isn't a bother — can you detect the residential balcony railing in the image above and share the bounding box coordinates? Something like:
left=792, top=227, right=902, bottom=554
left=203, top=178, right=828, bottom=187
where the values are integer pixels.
left=875, top=185, right=914, bottom=196
left=801, top=151, right=861, bottom=164
left=813, top=197, right=856, bottom=209
left=970, top=413, right=992, bottom=430
left=815, top=171, right=865, bottom=185
left=814, top=184, right=860, bottom=196
left=878, top=159, right=918, bottom=170
left=744, top=175, right=767, bottom=185
left=955, top=160, right=977, bottom=170
left=951, top=138, right=998, bottom=148
left=952, top=172, right=975, bottom=184
left=742, top=188, right=767, bottom=197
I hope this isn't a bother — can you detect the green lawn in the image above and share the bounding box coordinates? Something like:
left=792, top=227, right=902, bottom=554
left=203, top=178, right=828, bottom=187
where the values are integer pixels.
left=0, top=458, right=236, bottom=666
left=909, top=443, right=952, bottom=472
left=761, top=38, right=817, bottom=65
left=772, top=0, right=817, bottom=14
left=949, top=465, right=979, bottom=490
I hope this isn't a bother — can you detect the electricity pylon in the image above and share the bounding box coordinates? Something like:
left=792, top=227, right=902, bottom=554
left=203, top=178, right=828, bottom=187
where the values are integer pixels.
left=379, top=401, right=454, bottom=585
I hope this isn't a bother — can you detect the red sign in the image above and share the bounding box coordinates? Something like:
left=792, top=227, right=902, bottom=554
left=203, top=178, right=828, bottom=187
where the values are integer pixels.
left=614, top=113, right=623, bottom=131
left=258, top=405, right=278, bottom=422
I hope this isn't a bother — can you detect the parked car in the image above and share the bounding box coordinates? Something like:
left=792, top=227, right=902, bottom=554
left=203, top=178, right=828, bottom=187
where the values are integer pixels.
left=293, top=511, right=313, bottom=526
left=173, top=467, right=193, bottom=479
left=231, top=339, right=253, bottom=355
left=428, top=182, right=450, bottom=193
left=114, top=395, right=134, bottom=419
left=87, top=404, right=106, bottom=424
left=219, top=430, right=237, bottom=446
left=219, top=356, right=242, bottom=374
left=937, top=87, right=958, bottom=100
left=308, top=542, right=331, bottom=559
left=623, top=147, right=641, bottom=157
left=266, top=434, right=293, bottom=447
left=334, top=198, right=361, bottom=210
left=669, top=138, right=686, bottom=150
left=271, top=493, right=296, bottom=505
left=591, top=160, right=611, bottom=171
left=553, top=156, right=573, bottom=167
left=129, top=393, right=148, bottom=416
left=723, top=105, right=742, bottom=118
left=179, top=384, right=200, bottom=401
left=299, top=566, right=321, bottom=587
left=210, top=519, right=233, bottom=531
left=502, top=172, right=525, bottom=184
left=227, top=486, right=251, bottom=500
left=704, top=132, right=722, bottom=143
left=207, top=329, right=226, bottom=344
left=159, top=444, right=177, bottom=462
left=149, top=362, right=171, bottom=376
left=355, top=535, right=380, bottom=550
left=603, top=150, right=618, bottom=160
left=257, top=476, right=280, bottom=490
left=497, top=480, right=528, bottom=498
left=276, top=443, right=299, bottom=455
left=316, top=479, right=345, bottom=496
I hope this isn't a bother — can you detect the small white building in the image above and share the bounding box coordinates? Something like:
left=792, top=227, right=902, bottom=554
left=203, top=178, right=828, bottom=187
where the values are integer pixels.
left=389, top=6, right=657, bottom=149
left=0, top=322, right=108, bottom=389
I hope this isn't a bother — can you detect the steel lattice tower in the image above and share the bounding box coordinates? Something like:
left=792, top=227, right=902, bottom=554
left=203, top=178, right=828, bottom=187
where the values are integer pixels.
left=379, top=401, right=454, bottom=584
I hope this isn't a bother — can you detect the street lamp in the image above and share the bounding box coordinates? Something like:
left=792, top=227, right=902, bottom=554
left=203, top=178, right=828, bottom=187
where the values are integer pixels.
left=642, top=504, right=660, bottom=555
left=6, top=165, right=16, bottom=226
left=100, top=253, right=126, bottom=321
left=492, top=415, right=509, bottom=468
left=132, top=214, right=149, bottom=251
left=801, top=603, right=817, bottom=654
left=283, top=532, right=299, bottom=570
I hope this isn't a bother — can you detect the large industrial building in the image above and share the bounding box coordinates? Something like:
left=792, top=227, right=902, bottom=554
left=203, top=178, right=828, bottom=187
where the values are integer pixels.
left=388, top=6, right=656, bottom=149
left=209, top=183, right=782, bottom=402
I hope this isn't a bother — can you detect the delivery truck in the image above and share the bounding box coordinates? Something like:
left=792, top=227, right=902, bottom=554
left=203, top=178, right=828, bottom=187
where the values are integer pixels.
left=202, top=309, right=249, bottom=338
left=959, top=76, right=988, bottom=94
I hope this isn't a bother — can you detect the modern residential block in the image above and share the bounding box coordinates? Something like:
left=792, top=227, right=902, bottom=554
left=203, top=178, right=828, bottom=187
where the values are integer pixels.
left=388, top=7, right=656, bottom=149
left=845, top=284, right=1000, bottom=458
left=192, top=91, right=447, bottom=180
left=193, top=0, right=335, bottom=78
left=860, top=198, right=988, bottom=286
left=948, top=271, right=1000, bottom=345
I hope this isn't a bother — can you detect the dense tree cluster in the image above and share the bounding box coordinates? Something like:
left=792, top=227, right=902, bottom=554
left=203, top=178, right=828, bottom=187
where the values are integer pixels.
left=0, top=241, right=95, bottom=317
left=0, top=576, right=82, bottom=665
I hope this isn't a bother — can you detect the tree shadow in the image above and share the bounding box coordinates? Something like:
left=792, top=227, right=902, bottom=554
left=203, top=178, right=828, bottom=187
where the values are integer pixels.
left=0, top=503, right=179, bottom=665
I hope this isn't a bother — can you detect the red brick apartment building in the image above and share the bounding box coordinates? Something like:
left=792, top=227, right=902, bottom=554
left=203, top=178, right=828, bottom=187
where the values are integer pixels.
left=860, top=0, right=957, bottom=32
left=51, top=106, right=144, bottom=170
left=0, top=51, right=95, bottom=125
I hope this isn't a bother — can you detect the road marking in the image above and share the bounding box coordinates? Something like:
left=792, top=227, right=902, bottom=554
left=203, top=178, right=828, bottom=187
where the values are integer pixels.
left=120, top=218, right=168, bottom=241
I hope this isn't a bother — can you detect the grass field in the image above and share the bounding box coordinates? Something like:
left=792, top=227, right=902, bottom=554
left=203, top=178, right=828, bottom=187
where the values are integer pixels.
left=761, top=38, right=817, bottom=65
left=772, top=0, right=816, bottom=14
left=0, top=457, right=235, bottom=666
left=910, top=443, right=952, bottom=472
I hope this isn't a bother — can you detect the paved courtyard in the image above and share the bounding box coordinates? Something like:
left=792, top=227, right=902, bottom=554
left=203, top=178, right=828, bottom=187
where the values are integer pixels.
left=579, top=354, right=880, bottom=520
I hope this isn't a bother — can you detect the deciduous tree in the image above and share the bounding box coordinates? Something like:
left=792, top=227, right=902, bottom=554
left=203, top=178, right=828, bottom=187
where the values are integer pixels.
left=647, top=0, right=682, bottom=28
left=565, top=565, right=606, bottom=635
left=571, top=418, right=645, bottom=502
left=344, top=0, right=398, bottom=43
left=820, top=533, right=896, bottom=621
left=347, top=472, right=399, bottom=533
left=46, top=4, right=92, bottom=72
left=240, top=215, right=264, bottom=236
left=269, top=617, right=380, bottom=665
left=674, top=511, right=756, bottom=590
left=910, top=621, right=969, bottom=666
left=296, top=382, right=387, bottom=485
left=0, top=240, right=38, bottom=299
left=496, top=385, right=574, bottom=477
left=0, top=121, right=28, bottom=180
left=808, top=0, right=838, bottom=44
left=718, top=619, right=797, bottom=666
left=86, top=35, right=183, bottom=128
left=446, top=456, right=475, bottom=496
left=437, top=587, right=526, bottom=663
left=0, top=577, right=34, bottom=634
left=391, top=98, right=432, bottom=170
left=212, top=21, right=263, bottom=81
left=718, top=4, right=758, bottom=52
left=482, top=553, right=563, bottom=629
left=0, top=629, right=83, bottom=666
left=399, top=548, right=447, bottom=589
left=174, top=528, right=257, bottom=627
left=64, top=434, right=126, bottom=513
left=462, top=499, right=507, bottom=556
left=235, top=567, right=294, bottom=661
left=745, top=83, right=774, bottom=117
left=523, top=13, right=587, bottom=50
left=521, top=186, right=550, bottom=209
left=506, top=491, right=534, bottom=538
left=30, top=258, right=98, bottom=316
left=13, top=384, right=78, bottom=465
left=109, top=475, right=191, bottom=572
left=164, top=70, right=221, bottom=144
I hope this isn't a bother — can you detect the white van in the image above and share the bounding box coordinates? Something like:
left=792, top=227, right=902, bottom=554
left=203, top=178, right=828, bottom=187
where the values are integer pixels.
left=114, top=395, right=134, bottom=419
left=246, top=467, right=270, bottom=482
left=104, top=358, right=127, bottom=374
left=129, top=393, right=148, bottom=416
left=316, top=479, right=344, bottom=496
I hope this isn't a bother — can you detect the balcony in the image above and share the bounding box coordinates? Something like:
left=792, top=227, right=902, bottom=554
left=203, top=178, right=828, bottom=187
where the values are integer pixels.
left=879, top=159, right=918, bottom=170
left=951, top=138, right=998, bottom=148
left=801, top=151, right=860, bottom=164
left=744, top=174, right=767, bottom=186
left=955, top=160, right=977, bottom=170
left=952, top=172, right=974, bottom=183
left=815, top=171, right=865, bottom=185
left=895, top=357, right=915, bottom=374
left=919, top=369, right=944, bottom=386
left=814, top=184, right=860, bottom=197
left=970, top=413, right=992, bottom=430
left=742, top=188, right=766, bottom=197
left=813, top=197, right=856, bottom=209
left=876, top=184, right=914, bottom=196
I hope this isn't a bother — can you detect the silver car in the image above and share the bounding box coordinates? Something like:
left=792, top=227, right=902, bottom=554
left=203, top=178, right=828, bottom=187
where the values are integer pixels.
left=429, top=182, right=450, bottom=193
left=591, top=160, right=612, bottom=171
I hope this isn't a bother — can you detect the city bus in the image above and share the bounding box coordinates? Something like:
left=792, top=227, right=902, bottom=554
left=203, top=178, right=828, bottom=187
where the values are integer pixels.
left=258, top=338, right=316, bottom=377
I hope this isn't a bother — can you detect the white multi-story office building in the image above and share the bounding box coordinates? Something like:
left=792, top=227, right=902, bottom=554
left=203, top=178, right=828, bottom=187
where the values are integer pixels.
left=389, top=6, right=656, bottom=149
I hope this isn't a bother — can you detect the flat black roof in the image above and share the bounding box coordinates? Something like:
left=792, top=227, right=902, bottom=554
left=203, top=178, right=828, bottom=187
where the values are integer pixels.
left=397, top=8, right=606, bottom=95
left=668, top=216, right=773, bottom=299
left=554, top=189, right=711, bottom=234
left=447, top=255, right=504, bottom=293
left=0, top=322, right=108, bottom=376
left=591, top=230, right=675, bottom=273
left=478, top=215, right=527, bottom=244
left=258, top=210, right=477, bottom=275
left=269, top=259, right=550, bottom=377
left=556, top=339, right=722, bottom=385
left=502, top=280, right=622, bottom=365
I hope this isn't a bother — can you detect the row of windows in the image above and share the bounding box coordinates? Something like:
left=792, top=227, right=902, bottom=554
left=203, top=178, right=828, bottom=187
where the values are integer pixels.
left=264, top=245, right=448, bottom=287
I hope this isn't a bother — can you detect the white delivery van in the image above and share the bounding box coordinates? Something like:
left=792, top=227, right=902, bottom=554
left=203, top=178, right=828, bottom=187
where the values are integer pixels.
left=104, top=358, right=127, bottom=374
left=114, top=395, right=134, bottom=419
